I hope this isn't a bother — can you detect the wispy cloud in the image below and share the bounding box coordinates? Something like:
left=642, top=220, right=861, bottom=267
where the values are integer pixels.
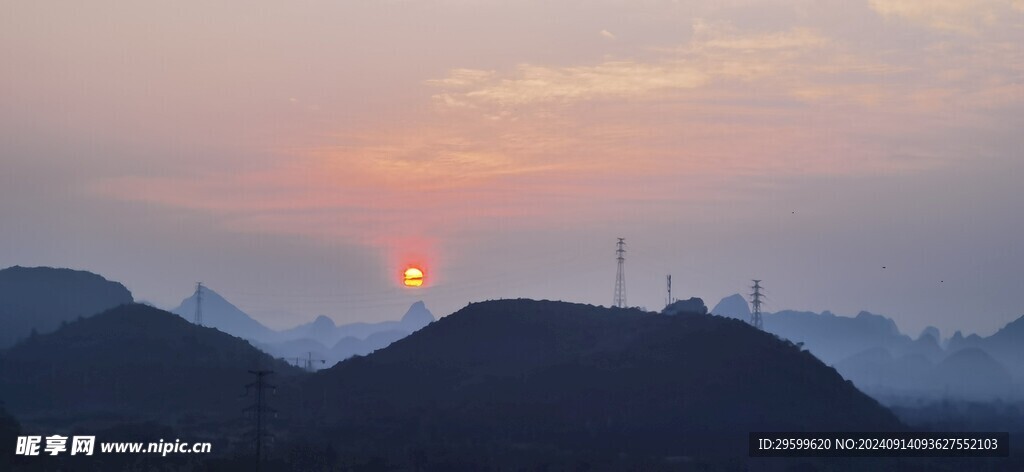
left=85, top=6, right=1024, bottom=252
left=432, top=61, right=709, bottom=107
left=869, top=0, right=1024, bottom=33
left=691, top=20, right=828, bottom=51
left=430, top=22, right=894, bottom=111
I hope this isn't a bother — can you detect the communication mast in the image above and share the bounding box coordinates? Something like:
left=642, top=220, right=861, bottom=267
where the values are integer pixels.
left=666, top=274, right=675, bottom=308
left=614, top=238, right=627, bottom=308
left=193, top=282, right=204, bottom=326
left=750, top=280, right=764, bottom=330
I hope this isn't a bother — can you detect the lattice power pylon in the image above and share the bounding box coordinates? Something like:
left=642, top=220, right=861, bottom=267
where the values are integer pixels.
left=614, top=238, right=627, bottom=308
left=750, top=280, right=764, bottom=330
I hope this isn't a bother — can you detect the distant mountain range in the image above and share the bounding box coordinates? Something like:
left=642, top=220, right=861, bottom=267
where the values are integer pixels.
left=274, top=300, right=435, bottom=346
left=171, top=287, right=435, bottom=367
left=0, top=265, right=432, bottom=371
left=711, top=293, right=1024, bottom=401
left=0, top=266, right=134, bottom=348
left=171, top=286, right=278, bottom=342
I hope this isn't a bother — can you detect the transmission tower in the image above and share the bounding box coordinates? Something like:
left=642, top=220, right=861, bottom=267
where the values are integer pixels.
left=244, top=370, right=276, bottom=469
left=193, top=282, right=204, bottom=326
left=750, top=280, right=764, bottom=330
left=613, top=238, right=627, bottom=308
left=286, top=352, right=327, bottom=372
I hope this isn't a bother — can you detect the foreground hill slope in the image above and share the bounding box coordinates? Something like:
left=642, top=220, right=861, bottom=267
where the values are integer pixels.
left=295, top=299, right=902, bottom=463
left=0, top=304, right=298, bottom=422
left=0, top=266, right=134, bottom=348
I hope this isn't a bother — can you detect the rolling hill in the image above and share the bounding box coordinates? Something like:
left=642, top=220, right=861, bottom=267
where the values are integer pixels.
left=289, top=299, right=903, bottom=466
left=0, top=303, right=299, bottom=425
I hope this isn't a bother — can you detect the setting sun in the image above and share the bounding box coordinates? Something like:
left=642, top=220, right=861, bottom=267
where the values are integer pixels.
left=403, top=267, right=424, bottom=287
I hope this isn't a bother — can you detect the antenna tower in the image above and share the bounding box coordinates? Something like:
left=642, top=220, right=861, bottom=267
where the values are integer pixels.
left=613, top=238, right=627, bottom=308
left=750, top=280, right=764, bottom=330
left=244, top=370, right=276, bottom=470
left=194, top=282, right=204, bottom=326
left=666, top=274, right=674, bottom=308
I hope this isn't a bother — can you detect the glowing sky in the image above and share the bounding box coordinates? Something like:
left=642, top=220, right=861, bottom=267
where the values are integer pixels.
left=2, top=0, right=1022, bottom=336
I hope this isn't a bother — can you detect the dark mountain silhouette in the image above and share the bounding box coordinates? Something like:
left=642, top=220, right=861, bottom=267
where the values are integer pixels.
left=0, top=405, right=19, bottom=469
left=710, top=293, right=750, bottom=320
left=0, top=266, right=134, bottom=348
left=290, top=299, right=902, bottom=465
left=171, top=286, right=278, bottom=343
left=0, top=303, right=298, bottom=425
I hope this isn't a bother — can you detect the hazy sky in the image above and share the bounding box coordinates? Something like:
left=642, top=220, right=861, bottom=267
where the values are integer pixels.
left=2, top=0, right=1022, bottom=336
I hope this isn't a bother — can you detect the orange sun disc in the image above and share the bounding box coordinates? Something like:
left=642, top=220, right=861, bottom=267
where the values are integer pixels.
left=403, top=267, right=424, bottom=287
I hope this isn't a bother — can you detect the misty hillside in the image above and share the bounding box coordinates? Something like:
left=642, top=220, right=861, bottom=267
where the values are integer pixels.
left=947, top=314, right=1024, bottom=381
left=766, top=309, right=909, bottom=364
left=291, top=300, right=435, bottom=341
left=710, top=293, right=750, bottom=319
left=291, top=299, right=902, bottom=465
left=835, top=346, right=1014, bottom=401
left=708, top=294, right=1023, bottom=402
left=172, top=285, right=436, bottom=353
left=257, top=330, right=412, bottom=371
left=710, top=294, right=912, bottom=365
left=233, top=296, right=435, bottom=366
left=0, top=304, right=298, bottom=424
left=0, top=266, right=134, bottom=348
left=277, top=300, right=435, bottom=346
left=279, top=314, right=339, bottom=347
left=172, top=286, right=278, bottom=343
left=330, top=330, right=409, bottom=361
